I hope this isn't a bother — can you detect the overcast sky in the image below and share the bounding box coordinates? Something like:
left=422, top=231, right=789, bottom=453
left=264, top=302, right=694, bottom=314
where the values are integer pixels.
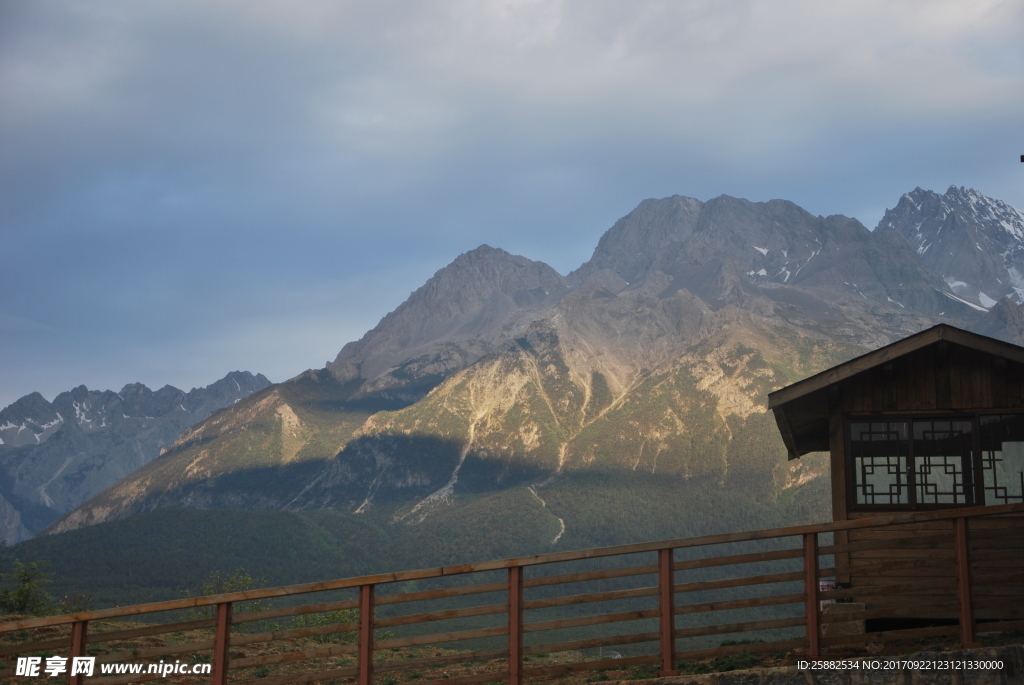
left=2, top=0, right=1023, bottom=408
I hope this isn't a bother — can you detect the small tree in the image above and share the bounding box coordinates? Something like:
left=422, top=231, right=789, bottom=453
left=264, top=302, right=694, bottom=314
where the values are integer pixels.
left=0, top=560, right=54, bottom=616
left=181, top=568, right=274, bottom=629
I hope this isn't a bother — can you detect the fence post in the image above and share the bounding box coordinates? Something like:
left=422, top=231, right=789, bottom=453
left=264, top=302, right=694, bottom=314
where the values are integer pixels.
left=658, top=548, right=678, bottom=676
left=953, top=517, right=980, bottom=648
left=508, top=565, right=524, bottom=685
left=803, top=533, right=820, bottom=658
left=358, top=584, right=375, bottom=685
left=212, top=602, right=232, bottom=685
left=68, top=620, right=88, bottom=685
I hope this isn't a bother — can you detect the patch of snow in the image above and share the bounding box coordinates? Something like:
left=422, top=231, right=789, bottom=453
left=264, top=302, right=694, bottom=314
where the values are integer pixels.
left=752, top=245, right=769, bottom=256
left=939, top=289, right=989, bottom=312
left=233, top=378, right=241, bottom=392
left=35, top=416, right=63, bottom=431
left=794, top=249, right=819, bottom=277
left=0, top=422, right=19, bottom=431
left=777, top=268, right=791, bottom=282
left=979, top=292, right=997, bottom=308
left=946, top=279, right=969, bottom=291
left=180, top=404, right=188, bottom=412
left=756, top=268, right=767, bottom=276
left=73, top=401, right=92, bottom=424
left=887, top=297, right=905, bottom=308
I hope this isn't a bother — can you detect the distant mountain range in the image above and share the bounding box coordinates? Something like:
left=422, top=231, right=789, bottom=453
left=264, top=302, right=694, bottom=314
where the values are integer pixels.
left=11, top=185, right=1024, bottom=603
left=0, top=372, right=271, bottom=543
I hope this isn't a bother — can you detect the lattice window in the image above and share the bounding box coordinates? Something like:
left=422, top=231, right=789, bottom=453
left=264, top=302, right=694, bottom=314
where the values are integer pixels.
left=850, top=422, right=909, bottom=506
left=980, top=414, right=1024, bottom=504
left=912, top=420, right=974, bottom=505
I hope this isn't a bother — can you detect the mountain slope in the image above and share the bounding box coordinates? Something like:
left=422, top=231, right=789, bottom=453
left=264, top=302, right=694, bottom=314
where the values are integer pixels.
left=0, top=371, right=270, bottom=543
left=46, top=188, right=1019, bottom=568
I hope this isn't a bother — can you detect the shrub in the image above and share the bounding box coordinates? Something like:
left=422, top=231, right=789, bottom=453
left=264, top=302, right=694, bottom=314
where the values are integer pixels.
left=0, top=560, right=54, bottom=616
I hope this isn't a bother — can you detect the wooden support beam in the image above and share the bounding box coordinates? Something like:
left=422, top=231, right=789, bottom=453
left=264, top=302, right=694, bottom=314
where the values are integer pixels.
left=212, top=603, right=232, bottom=685
left=68, top=620, right=88, bottom=685
left=954, top=517, right=980, bottom=648
left=508, top=566, right=524, bottom=685
left=803, top=533, right=820, bottom=658
left=658, top=548, right=678, bottom=676
left=358, top=584, right=375, bottom=685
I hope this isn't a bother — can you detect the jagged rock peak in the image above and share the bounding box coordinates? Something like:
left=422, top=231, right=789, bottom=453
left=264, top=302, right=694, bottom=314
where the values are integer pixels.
left=878, top=186, right=1024, bottom=310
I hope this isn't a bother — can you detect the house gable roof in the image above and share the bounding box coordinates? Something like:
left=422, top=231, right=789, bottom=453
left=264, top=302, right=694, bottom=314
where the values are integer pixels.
left=768, top=324, right=1024, bottom=459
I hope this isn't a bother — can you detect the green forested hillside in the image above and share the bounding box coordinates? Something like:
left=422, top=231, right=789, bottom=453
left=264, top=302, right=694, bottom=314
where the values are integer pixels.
left=1, top=460, right=829, bottom=609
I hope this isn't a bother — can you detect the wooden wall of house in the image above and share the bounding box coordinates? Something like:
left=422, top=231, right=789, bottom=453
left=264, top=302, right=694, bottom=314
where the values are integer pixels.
left=836, top=342, right=1024, bottom=414
left=840, top=514, right=1024, bottom=622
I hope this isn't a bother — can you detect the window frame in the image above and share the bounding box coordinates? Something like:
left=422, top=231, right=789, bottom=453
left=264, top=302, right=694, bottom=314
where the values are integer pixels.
left=845, top=413, right=986, bottom=512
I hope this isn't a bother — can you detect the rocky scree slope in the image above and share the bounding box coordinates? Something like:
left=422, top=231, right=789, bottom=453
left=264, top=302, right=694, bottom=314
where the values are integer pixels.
left=0, top=371, right=270, bottom=543
left=48, top=190, right=1024, bottom=557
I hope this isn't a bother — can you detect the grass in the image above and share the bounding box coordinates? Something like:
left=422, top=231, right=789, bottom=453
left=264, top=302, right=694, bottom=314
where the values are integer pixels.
left=3, top=620, right=1019, bottom=685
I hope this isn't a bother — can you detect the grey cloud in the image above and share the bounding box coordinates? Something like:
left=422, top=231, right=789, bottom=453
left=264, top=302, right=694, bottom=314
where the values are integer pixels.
left=1, top=0, right=1023, bottom=407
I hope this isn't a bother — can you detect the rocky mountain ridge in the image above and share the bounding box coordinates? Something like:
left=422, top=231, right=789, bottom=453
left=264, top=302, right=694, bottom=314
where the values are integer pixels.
left=881, top=185, right=1024, bottom=310
left=0, top=371, right=271, bottom=543
left=46, top=188, right=1024, bottom=558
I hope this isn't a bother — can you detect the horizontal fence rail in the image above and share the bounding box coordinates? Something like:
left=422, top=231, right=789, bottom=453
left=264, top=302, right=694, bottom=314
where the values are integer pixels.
left=1, top=502, right=1022, bottom=685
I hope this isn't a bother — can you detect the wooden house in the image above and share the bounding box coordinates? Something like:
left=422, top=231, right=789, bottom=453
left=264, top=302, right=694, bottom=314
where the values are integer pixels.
left=768, top=324, right=1024, bottom=625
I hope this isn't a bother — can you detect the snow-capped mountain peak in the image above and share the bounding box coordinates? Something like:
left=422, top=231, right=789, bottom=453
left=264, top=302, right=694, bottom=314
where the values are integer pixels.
left=878, top=186, right=1024, bottom=308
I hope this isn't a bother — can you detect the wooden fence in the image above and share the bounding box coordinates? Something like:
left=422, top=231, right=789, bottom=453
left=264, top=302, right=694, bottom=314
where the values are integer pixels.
left=1, top=502, right=1022, bottom=685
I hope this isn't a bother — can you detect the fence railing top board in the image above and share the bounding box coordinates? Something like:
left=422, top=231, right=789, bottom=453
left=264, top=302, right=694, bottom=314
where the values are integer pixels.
left=2, top=501, right=1022, bottom=633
